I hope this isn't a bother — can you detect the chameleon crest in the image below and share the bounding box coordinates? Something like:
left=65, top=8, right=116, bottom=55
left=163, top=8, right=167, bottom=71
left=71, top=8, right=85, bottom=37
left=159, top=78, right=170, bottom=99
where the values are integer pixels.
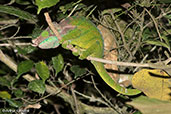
left=32, top=16, right=141, bottom=95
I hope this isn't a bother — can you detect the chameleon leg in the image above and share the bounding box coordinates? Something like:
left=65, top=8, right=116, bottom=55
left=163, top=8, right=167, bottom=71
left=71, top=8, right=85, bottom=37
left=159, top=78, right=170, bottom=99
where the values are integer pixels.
left=78, top=40, right=102, bottom=60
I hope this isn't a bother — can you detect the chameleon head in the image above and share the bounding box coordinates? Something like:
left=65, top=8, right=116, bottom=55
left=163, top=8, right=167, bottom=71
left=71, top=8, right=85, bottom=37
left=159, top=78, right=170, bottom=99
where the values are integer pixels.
left=33, top=36, right=60, bottom=49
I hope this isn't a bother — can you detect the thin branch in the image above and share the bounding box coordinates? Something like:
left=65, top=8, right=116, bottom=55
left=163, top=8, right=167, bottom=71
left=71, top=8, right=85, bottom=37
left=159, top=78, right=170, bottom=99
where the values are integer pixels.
left=0, top=23, right=17, bottom=31
left=44, top=12, right=62, bottom=40
left=0, top=43, right=31, bottom=47
left=91, top=75, right=121, bottom=114
left=87, top=56, right=171, bottom=69
left=143, top=9, right=171, bottom=29
left=67, top=4, right=78, bottom=18
left=111, top=13, right=133, bottom=59
left=0, top=36, right=32, bottom=41
left=133, top=46, right=157, bottom=72
left=71, top=87, right=80, bottom=114
left=74, top=90, right=109, bottom=106
left=145, top=8, right=162, bottom=41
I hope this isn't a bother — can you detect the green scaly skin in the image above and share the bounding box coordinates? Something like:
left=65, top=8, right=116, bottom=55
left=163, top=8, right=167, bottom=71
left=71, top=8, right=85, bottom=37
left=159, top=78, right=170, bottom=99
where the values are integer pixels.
left=33, top=16, right=141, bottom=95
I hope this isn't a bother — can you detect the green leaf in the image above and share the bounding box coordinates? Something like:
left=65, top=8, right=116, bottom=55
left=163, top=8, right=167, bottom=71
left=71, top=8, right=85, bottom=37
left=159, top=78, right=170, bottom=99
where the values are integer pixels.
left=146, top=40, right=170, bottom=50
left=142, top=28, right=152, bottom=41
left=35, top=0, right=60, bottom=14
left=28, top=80, right=45, bottom=94
left=127, top=96, right=171, bottom=114
left=5, top=99, right=22, bottom=108
left=0, top=77, right=10, bottom=87
left=14, top=89, right=23, bottom=98
left=102, top=8, right=122, bottom=15
left=16, top=46, right=37, bottom=55
left=17, top=60, right=34, bottom=77
left=31, top=26, right=43, bottom=38
left=16, top=0, right=31, bottom=5
left=52, top=54, right=64, bottom=76
left=161, top=36, right=170, bottom=48
left=0, top=91, right=11, bottom=99
left=59, top=2, right=75, bottom=14
left=35, top=61, right=49, bottom=82
left=70, top=65, right=86, bottom=78
left=0, top=5, right=37, bottom=23
left=0, top=69, right=7, bottom=75
left=13, top=60, right=34, bottom=85
left=159, top=0, right=171, bottom=3
left=164, top=14, right=171, bottom=19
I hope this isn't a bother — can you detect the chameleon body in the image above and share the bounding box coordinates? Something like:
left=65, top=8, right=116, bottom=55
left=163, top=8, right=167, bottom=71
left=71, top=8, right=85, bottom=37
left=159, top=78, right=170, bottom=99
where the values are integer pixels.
left=32, top=16, right=141, bottom=95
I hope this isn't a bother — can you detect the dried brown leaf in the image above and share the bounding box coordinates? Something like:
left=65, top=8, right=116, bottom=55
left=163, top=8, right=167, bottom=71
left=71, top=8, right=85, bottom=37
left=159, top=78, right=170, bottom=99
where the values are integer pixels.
left=97, top=25, right=119, bottom=82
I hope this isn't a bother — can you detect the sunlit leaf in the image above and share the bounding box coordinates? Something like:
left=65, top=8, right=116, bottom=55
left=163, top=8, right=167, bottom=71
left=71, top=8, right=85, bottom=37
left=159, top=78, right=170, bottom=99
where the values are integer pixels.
left=28, top=80, right=45, bottom=94
left=0, top=91, right=11, bottom=99
left=132, top=69, right=171, bottom=101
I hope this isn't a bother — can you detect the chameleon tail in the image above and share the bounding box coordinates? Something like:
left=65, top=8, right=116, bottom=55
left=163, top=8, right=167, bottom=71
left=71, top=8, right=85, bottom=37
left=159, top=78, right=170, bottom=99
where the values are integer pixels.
left=91, top=61, right=141, bottom=95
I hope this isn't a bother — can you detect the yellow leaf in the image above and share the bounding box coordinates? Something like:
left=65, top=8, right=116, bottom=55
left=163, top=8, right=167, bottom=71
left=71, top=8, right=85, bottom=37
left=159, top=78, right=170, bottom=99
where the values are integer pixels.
left=97, top=25, right=119, bottom=82
left=0, top=91, right=11, bottom=99
left=132, top=69, right=171, bottom=101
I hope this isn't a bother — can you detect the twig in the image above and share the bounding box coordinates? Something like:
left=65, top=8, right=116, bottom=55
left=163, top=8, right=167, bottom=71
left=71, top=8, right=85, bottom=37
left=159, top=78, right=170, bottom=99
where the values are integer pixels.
left=143, top=10, right=171, bottom=29
left=145, top=8, right=162, bottom=41
left=67, top=5, right=78, bottom=18
left=0, top=43, right=31, bottom=47
left=0, top=36, right=32, bottom=41
left=44, top=12, right=62, bottom=40
left=0, top=19, right=18, bottom=24
left=91, top=75, right=121, bottom=114
left=111, top=13, right=133, bottom=59
left=87, top=56, right=171, bottom=69
left=133, top=46, right=157, bottom=72
left=0, top=23, right=17, bottom=31
left=74, top=90, right=109, bottom=106
left=71, top=87, right=80, bottom=114
left=132, top=10, right=145, bottom=56
left=86, top=5, right=97, bottom=18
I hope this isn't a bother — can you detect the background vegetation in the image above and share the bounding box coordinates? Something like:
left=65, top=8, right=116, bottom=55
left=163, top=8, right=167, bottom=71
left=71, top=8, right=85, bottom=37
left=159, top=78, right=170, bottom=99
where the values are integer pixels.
left=0, top=0, right=171, bottom=114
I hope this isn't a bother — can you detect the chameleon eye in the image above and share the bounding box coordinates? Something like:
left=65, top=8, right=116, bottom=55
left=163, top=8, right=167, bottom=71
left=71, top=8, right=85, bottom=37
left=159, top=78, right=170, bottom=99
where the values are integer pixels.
left=41, top=31, right=49, bottom=37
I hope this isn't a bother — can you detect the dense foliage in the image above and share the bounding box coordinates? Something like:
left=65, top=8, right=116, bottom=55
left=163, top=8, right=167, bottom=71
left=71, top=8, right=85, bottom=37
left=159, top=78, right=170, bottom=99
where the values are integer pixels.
left=0, top=0, right=170, bottom=114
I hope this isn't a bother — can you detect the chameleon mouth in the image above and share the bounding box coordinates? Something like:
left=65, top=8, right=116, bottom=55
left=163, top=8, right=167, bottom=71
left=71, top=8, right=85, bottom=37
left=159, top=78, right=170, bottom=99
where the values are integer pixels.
left=32, top=38, right=40, bottom=46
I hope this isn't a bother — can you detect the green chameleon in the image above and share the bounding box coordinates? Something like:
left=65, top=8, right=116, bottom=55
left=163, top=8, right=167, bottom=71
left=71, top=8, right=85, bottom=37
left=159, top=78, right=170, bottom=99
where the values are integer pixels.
left=32, top=16, right=141, bottom=95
